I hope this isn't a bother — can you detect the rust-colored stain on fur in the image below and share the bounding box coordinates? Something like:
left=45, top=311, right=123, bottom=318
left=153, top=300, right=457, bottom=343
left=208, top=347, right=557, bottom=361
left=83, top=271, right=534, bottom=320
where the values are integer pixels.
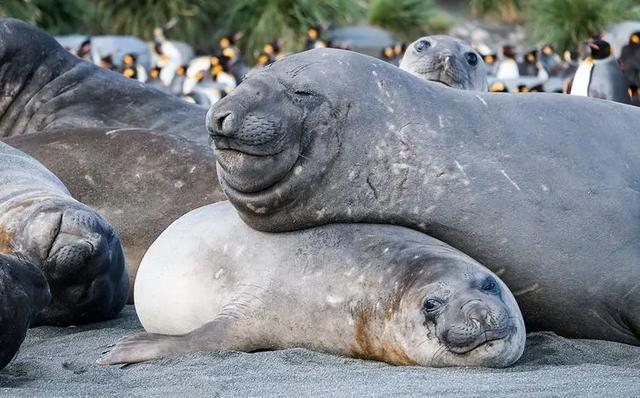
left=353, top=308, right=417, bottom=366
left=0, top=228, right=13, bottom=254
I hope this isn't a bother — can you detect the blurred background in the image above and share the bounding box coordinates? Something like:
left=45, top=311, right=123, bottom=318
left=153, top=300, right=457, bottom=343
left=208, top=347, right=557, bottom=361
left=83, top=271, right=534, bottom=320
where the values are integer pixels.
left=3, top=0, right=639, bottom=105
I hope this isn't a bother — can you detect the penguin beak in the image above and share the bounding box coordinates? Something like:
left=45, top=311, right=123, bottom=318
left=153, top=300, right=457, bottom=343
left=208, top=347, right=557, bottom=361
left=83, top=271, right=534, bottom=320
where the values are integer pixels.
left=588, top=43, right=600, bottom=51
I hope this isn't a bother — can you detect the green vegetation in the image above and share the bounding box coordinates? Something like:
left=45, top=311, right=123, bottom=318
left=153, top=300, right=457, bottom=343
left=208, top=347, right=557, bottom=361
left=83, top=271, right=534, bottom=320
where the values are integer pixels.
left=528, top=0, right=640, bottom=51
left=1, top=0, right=638, bottom=59
left=222, top=0, right=361, bottom=57
left=468, top=0, right=526, bottom=22
left=368, top=0, right=453, bottom=40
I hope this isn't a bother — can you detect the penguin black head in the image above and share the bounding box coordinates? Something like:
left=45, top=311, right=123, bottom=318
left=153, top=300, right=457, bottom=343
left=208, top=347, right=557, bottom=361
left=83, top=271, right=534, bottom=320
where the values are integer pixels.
left=541, top=44, right=555, bottom=56
left=257, top=52, right=271, bottom=66
left=175, top=65, right=187, bottom=76
left=502, top=45, right=517, bottom=59
left=381, top=46, right=395, bottom=61
left=149, top=66, right=161, bottom=79
left=263, top=42, right=280, bottom=56
left=122, top=53, right=137, bottom=66
left=219, top=36, right=233, bottom=49
left=489, top=81, right=508, bottom=93
left=99, top=54, right=114, bottom=70
left=76, top=38, right=92, bottom=58
left=394, top=42, right=406, bottom=56
left=587, top=39, right=612, bottom=60
left=525, top=49, right=537, bottom=64
left=122, top=67, right=137, bottom=79
left=307, top=27, right=320, bottom=40
left=515, top=84, right=530, bottom=93
left=483, top=53, right=497, bottom=65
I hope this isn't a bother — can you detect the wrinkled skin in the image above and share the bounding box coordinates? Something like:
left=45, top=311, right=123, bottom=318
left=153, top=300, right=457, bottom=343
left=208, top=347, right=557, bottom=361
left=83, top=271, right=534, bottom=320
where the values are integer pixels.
left=99, top=202, right=525, bottom=368
left=0, top=141, right=128, bottom=325
left=0, top=18, right=207, bottom=145
left=400, top=35, right=488, bottom=91
left=0, top=253, right=50, bottom=369
left=208, top=48, right=640, bottom=345
left=7, top=128, right=226, bottom=302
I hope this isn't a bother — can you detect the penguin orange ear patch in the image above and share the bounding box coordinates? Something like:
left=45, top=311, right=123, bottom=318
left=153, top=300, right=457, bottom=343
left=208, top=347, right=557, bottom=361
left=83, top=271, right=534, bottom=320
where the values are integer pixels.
left=631, top=34, right=640, bottom=44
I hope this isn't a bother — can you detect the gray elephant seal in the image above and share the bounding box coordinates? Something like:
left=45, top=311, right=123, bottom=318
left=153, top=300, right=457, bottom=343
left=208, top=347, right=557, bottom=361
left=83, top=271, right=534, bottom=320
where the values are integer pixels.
left=208, top=48, right=640, bottom=345
left=0, top=141, right=128, bottom=325
left=6, top=128, right=226, bottom=302
left=0, top=18, right=207, bottom=145
left=99, top=202, right=525, bottom=368
left=400, top=35, right=488, bottom=91
left=0, top=253, right=50, bottom=370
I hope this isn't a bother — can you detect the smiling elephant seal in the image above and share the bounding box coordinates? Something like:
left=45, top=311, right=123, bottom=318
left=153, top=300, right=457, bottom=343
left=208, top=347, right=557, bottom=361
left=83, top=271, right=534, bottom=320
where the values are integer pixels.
left=98, top=201, right=525, bottom=368
left=400, top=35, right=488, bottom=91
left=208, top=48, right=640, bottom=345
left=0, top=253, right=50, bottom=370
left=0, top=141, right=128, bottom=326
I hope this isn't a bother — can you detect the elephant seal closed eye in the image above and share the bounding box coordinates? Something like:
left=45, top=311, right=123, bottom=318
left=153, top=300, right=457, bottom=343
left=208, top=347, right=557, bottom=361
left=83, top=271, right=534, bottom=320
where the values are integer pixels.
left=208, top=48, right=640, bottom=345
left=0, top=141, right=128, bottom=326
left=99, top=202, right=525, bottom=368
left=400, top=35, right=488, bottom=91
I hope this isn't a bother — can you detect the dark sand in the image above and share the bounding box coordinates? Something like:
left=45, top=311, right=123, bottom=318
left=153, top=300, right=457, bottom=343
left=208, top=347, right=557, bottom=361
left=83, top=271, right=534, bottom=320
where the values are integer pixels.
left=1, top=306, right=639, bottom=397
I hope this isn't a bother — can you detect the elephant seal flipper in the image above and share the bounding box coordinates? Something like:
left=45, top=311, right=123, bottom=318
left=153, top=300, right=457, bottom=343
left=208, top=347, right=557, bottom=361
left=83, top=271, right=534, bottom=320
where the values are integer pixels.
left=0, top=253, right=50, bottom=370
left=0, top=140, right=128, bottom=325
left=208, top=48, right=640, bottom=345
left=400, top=35, right=488, bottom=91
left=99, top=202, right=525, bottom=368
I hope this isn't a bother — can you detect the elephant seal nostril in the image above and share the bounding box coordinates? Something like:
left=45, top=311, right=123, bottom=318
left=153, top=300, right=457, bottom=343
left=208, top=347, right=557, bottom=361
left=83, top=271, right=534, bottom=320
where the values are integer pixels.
left=212, top=111, right=234, bottom=136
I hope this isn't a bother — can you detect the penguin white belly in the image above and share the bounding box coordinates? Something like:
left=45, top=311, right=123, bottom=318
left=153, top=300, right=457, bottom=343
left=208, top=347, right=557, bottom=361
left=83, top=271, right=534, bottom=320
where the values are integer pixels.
left=570, top=62, right=593, bottom=96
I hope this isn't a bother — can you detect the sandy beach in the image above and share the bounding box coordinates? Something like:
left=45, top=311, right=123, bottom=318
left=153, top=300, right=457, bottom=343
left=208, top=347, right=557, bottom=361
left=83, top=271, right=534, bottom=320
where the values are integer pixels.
left=1, top=306, right=639, bottom=397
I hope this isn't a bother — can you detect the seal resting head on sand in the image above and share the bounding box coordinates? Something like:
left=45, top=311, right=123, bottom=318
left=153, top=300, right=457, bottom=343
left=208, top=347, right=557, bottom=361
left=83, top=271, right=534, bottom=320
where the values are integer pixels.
left=0, top=253, right=50, bottom=370
left=207, top=48, right=640, bottom=345
left=98, top=202, right=525, bottom=368
left=0, top=141, right=128, bottom=326
left=400, top=35, right=488, bottom=91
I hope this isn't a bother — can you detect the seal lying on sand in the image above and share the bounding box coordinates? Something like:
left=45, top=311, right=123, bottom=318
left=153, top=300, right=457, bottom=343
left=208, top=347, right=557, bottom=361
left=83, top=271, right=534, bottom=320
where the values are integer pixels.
left=400, top=35, right=488, bottom=91
left=208, top=48, right=640, bottom=345
left=0, top=141, right=128, bottom=325
left=6, top=128, right=226, bottom=302
left=0, top=253, right=50, bottom=370
left=0, top=18, right=207, bottom=145
left=98, top=202, right=525, bottom=368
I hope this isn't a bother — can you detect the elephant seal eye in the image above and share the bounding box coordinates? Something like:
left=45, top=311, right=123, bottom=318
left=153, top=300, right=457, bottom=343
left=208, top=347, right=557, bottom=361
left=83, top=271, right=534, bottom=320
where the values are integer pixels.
left=466, top=52, right=479, bottom=66
left=423, top=298, right=443, bottom=313
left=415, top=40, right=430, bottom=53
left=481, top=276, right=500, bottom=295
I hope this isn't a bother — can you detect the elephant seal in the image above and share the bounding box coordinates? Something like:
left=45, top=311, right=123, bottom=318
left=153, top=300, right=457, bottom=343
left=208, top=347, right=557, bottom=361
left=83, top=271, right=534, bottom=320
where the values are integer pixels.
left=400, top=35, right=488, bottom=91
left=0, top=141, right=128, bottom=325
left=98, top=202, right=525, bottom=368
left=0, top=18, right=207, bottom=145
left=0, top=253, right=50, bottom=370
left=208, top=48, right=640, bottom=345
left=6, top=128, right=226, bottom=302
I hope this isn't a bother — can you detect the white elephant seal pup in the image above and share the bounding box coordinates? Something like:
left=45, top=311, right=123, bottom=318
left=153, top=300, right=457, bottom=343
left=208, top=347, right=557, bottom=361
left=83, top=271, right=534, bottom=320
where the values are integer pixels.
left=400, top=35, right=488, bottom=91
left=99, top=202, right=525, bottom=368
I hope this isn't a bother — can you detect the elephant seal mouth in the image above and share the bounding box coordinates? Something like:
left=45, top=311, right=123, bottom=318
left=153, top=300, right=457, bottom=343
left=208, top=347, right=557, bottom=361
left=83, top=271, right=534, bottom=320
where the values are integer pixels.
left=447, top=326, right=516, bottom=355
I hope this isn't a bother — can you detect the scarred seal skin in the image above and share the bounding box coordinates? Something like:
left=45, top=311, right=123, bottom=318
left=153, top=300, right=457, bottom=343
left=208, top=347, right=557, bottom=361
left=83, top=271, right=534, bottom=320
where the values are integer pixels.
left=400, top=35, right=488, bottom=91
left=0, top=18, right=207, bottom=145
left=6, top=128, right=226, bottom=302
left=0, top=141, right=128, bottom=326
left=0, top=253, right=50, bottom=370
left=99, top=202, right=525, bottom=368
left=208, top=48, right=640, bottom=345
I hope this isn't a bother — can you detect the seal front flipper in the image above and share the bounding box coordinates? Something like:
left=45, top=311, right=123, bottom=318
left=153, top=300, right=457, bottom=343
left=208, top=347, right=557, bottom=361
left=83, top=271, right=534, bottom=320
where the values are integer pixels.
left=97, top=318, right=247, bottom=365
